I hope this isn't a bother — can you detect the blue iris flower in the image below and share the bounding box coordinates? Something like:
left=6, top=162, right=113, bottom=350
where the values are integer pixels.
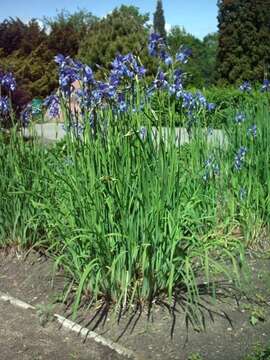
left=235, top=112, right=246, bottom=124
left=176, top=47, right=192, bottom=64
left=261, top=79, right=270, bottom=92
left=0, top=96, right=9, bottom=115
left=234, top=147, right=247, bottom=171
left=239, top=81, right=252, bottom=92
left=1, top=72, right=16, bottom=92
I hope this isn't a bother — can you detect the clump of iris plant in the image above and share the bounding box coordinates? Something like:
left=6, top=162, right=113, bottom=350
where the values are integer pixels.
left=148, top=32, right=192, bottom=68
left=147, top=33, right=215, bottom=131
left=42, top=33, right=215, bottom=137
left=48, top=52, right=147, bottom=125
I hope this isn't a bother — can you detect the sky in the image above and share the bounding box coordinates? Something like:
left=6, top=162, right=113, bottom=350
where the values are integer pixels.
left=0, top=1, right=218, bottom=39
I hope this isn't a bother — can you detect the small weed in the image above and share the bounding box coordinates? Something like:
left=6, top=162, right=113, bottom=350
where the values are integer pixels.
left=36, top=303, right=55, bottom=327
left=244, top=343, right=270, bottom=360
left=242, top=304, right=266, bottom=326
left=188, top=353, right=204, bottom=360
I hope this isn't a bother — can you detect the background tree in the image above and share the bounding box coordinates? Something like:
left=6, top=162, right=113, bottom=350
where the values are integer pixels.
left=20, top=19, right=47, bottom=55
left=153, top=0, right=166, bottom=40
left=0, top=18, right=27, bottom=56
left=167, top=26, right=217, bottom=87
left=0, top=10, right=98, bottom=104
left=217, top=0, right=270, bottom=83
left=202, top=32, right=218, bottom=86
left=78, top=6, right=153, bottom=75
left=45, top=9, right=98, bottom=57
left=0, top=17, right=57, bottom=106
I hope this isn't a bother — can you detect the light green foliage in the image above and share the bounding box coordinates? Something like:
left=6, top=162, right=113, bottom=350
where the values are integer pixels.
left=78, top=6, right=154, bottom=76
left=167, top=27, right=218, bottom=87
left=188, top=354, right=204, bottom=360
left=44, top=9, right=98, bottom=57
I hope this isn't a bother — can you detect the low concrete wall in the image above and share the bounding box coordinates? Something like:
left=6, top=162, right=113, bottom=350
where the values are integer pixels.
left=24, top=123, right=227, bottom=147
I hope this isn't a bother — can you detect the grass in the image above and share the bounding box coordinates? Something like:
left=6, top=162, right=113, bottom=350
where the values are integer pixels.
left=1, top=74, right=270, bottom=322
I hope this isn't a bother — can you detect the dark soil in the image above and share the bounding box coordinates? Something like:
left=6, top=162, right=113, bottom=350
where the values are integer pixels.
left=0, top=249, right=270, bottom=360
left=0, top=301, right=124, bottom=360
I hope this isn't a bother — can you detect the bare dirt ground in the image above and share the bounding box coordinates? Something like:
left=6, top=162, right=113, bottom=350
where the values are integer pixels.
left=0, top=301, right=124, bottom=360
left=0, top=249, right=270, bottom=360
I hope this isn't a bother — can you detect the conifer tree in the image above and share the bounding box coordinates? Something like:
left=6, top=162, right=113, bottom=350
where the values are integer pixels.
left=217, top=0, right=270, bottom=83
left=153, top=0, right=166, bottom=40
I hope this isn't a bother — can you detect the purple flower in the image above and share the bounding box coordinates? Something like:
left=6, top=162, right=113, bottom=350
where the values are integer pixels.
left=176, top=47, right=192, bottom=64
left=164, top=55, right=173, bottom=66
left=117, top=93, right=127, bottom=112
left=148, top=33, right=165, bottom=57
left=160, top=50, right=173, bottom=66
left=261, top=79, right=270, bottom=92
left=169, top=84, right=177, bottom=95
left=59, top=67, right=79, bottom=95
left=196, top=92, right=207, bottom=108
left=235, top=112, right=246, bottom=124
left=181, top=92, right=195, bottom=110
left=174, top=69, right=183, bottom=82
left=239, top=81, right=251, bottom=92
left=110, top=53, right=146, bottom=84
left=247, top=124, right=257, bottom=138
left=54, top=54, right=66, bottom=66
left=139, top=127, right=147, bottom=140
left=207, top=103, right=216, bottom=112
left=119, top=101, right=127, bottom=112
left=21, top=104, right=32, bottom=127
left=153, top=71, right=168, bottom=89
left=0, top=96, right=9, bottom=115
left=203, top=156, right=220, bottom=180
left=83, top=65, right=94, bottom=85
left=234, top=147, right=247, bottom=171
left=44, top=95, right=60, bottom=119
left=54, top=55, right=81, bottom=95
left=1, top=72, right=16, bottom=92
left=239, top=81, right=252, bottom=92
left=138, top=66, right=147, bottom=78
left=168, top=69, right=184, bottom=96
